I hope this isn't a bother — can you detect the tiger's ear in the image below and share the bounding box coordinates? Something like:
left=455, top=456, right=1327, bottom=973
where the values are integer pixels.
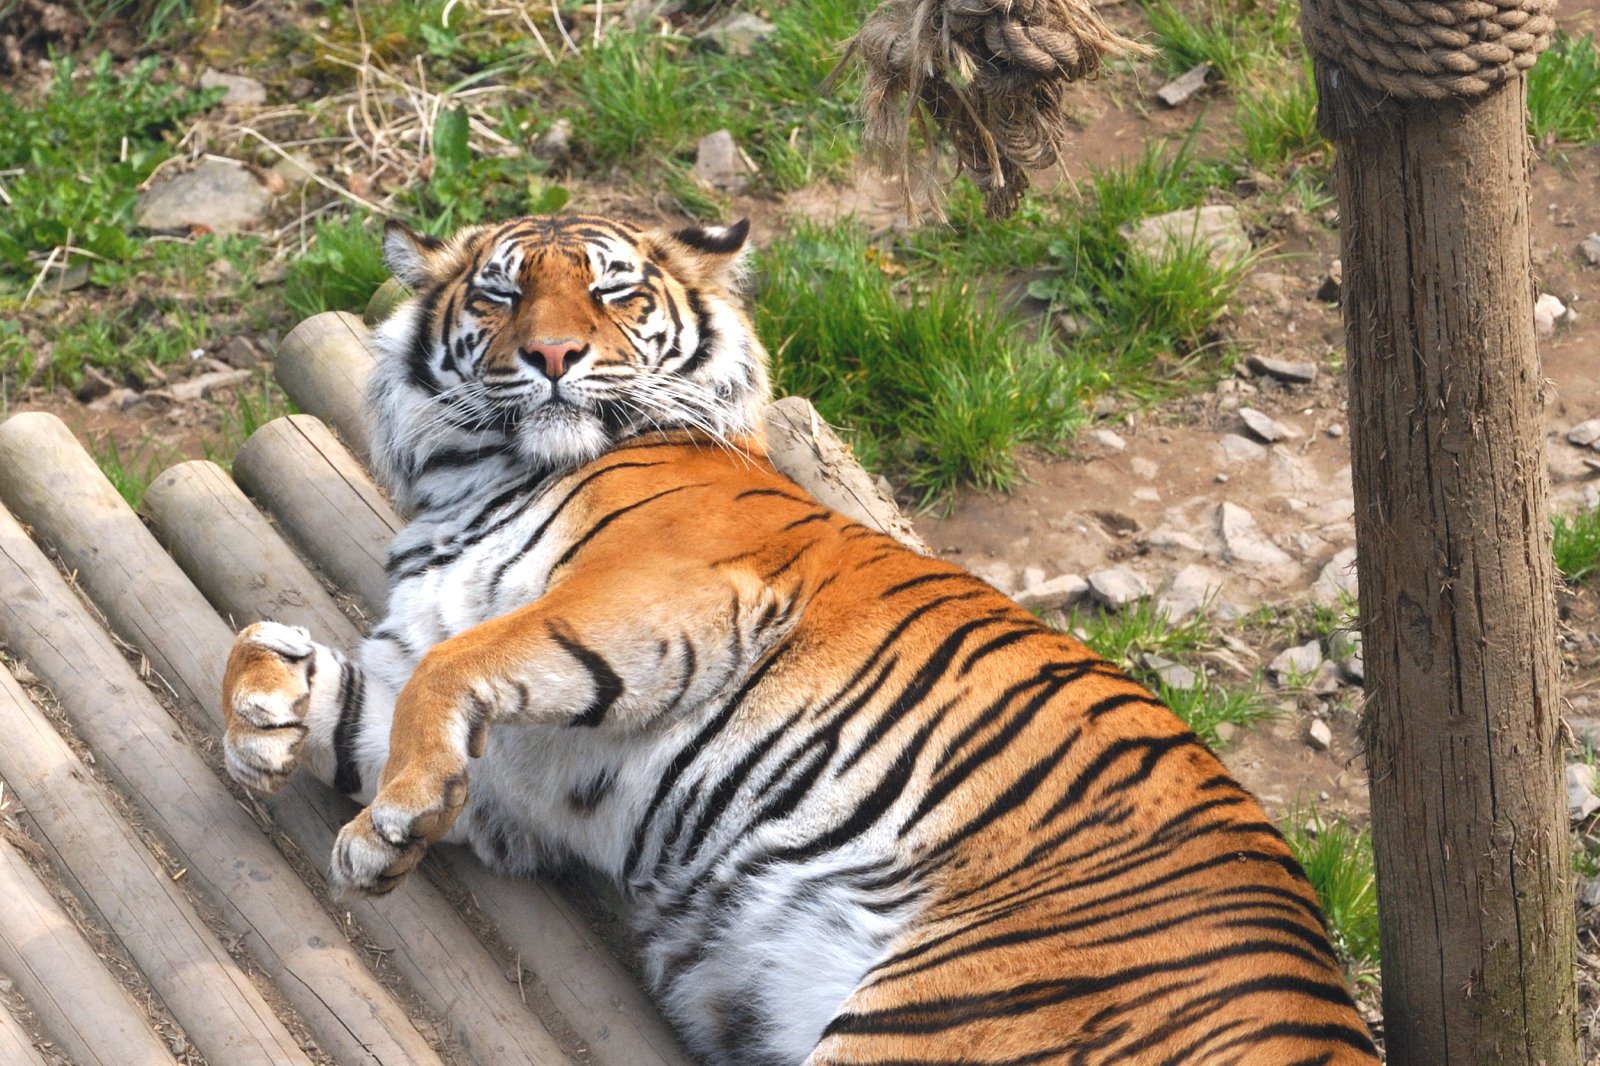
left=654, top=219, right=751, bottom=289
left=383, top=221, right=448, bottom=287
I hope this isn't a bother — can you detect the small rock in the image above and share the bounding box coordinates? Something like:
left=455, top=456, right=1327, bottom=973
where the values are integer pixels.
left=970, top=560, right=1017, bottom=597
left=1568, top=418, right=1600, bottom=449
left=1215, top=473, right=1229, bottom=483
left=1021, top=565, right=1046, bottom=589
left=1270, top=640, right=1323, bottom=683
left=1246, top=354, right=1318, bottom=385
left=693, top=11, right=776, bottom=56
left=1217, top=433, right=1267, bottom=465
left=1536, top=293, right=1568, bottom=337
left=1579, top=233, right=1600, bottom=267
left=1155, top=63, right=1210, bottom=107
left=1217, top=502, right=1293, bottom=567
left=1089, top=428, right=1126, bottom=452
left=533, top=118, right=573, bottom=163
left=1312, top=547, right=1359, bottom=606
left=1087, top=567, right=1152, bottom=609
left=693, top=129, right=756, bottom=192
left=1568, top=716, right=1600, bottom=751
left=75, top=366, right=115, bottom=403
left=199, top=68, right=267, bottom=106
left=1326, top=424, right=1344, bottom=439
left=169, top=368, right=253, bottom=402
left=268, top=151, right=319, bottom=187
left=1307, top=718, right=1333, bottom=751
left=135, top=159, right=270, bottom=235
left=1143, top=527, right=1205, bottom=556
left=1143, top=653, right=1199, bottom=691
left=1213, top=721, right=1238, bottom=744
left=1015, top=573, right=1090, bottom=611
left=216, top=336, right=263, bottom=369
left=1568, top=762, right=1600, bottom=822
left=1157, top=563, right=1229, bottom=622
left=1581, top=877, right=1600, bottom=909
left=37, top=257, right=91, bottom=293
left=1123, top=205, right=1250, bottom=269
left=1316, top=259, right=1342, bottom=304
left=1309, top=659, right=1344, bottom=694
left=1239, top=407, right=1297, bottom=443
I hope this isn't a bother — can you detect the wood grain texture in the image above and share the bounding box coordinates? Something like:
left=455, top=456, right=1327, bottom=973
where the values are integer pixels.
left=0, top=667, right=313, bottom=1066
left=275, top=312, right=374, bottom=460
left=0, top=840, right=177, bottom=1066
left=0, top=985, right=49, bottom=1066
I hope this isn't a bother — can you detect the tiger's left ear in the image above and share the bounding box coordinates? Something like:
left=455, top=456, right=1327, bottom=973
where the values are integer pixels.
left=655, top=219, right=751, bottom=289
left=383, top=221, right=448, bottom=287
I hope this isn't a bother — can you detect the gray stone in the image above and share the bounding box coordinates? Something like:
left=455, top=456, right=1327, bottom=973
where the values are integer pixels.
left=1021, top=565, right=1046, bottom=590
left=969, top=560, right=1017, bottom=597
left=1157, top=563, right=1227, bottom=622
left=1142, top=654, right=1199, bottom=691
left=1326, top=423, right=1344, bottom=439
left=1217, top=502, right=1293, bottom=567
left=1143, top=527, right=1205, bottom=557
left=1569, top=762, right=1600, bottom=822
left=693, top=12, right=776, bottom=56
left=1316, top=259, right=1342, bottom=303
left=534, top=118, right=573, bottom=162
left=1312, top=547, right=1359, bottom=606
left=200, top=69, right=267, bottom=106
left=1087, top=567, right=1152, bottom=609
left=1239, top=407, right=1297, bottom=443
left=1155, top=63, right=1210, bottom=107
left=1089, top=428, right=1126, bottom=452
left=1015, top=573, right=1089, bottom=611
left=1568, top=716, right=1600, bottom=751
left=135, top=160, right=270, bottom=235
left=693, top=129, right=755, bottom=191
left=1307, top=718, right=1333, bottom=751
left=1581, top=877, right=1600, bottom=909
left=1568, top=418, right=1600, bottom=449
left=1581, top=233, right=1600, bottom=267
left=1536, top=292, right=1568, bottom=337
left=1213, top=721, right=1238, bottom=744
left=1123, top=205, right=1250, bottom=269
left=216, top=336, right=263, bottom=369
left=1216, top=433, right=1267, bottom=465
left=1270, top=640, right=1323, bottom=683
left=1245, top=354, right=1318, bottom=385
left=1309, top=659, right=1344, bottom=695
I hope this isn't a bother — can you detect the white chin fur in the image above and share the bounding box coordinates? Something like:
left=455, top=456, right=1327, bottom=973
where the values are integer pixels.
left=513, top=404, right=613, bottom=468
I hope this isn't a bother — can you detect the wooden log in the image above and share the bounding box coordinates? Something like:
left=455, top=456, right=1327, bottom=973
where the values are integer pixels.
left=0, top=983, right=49, bottom=1066
left=145, top=458, right=687, bottom=1066
left=0, top=840, right=176, bottom=1066
left=0, top=498, right=443, bottom=1066
left=275, top=312, right=374, bottom=460
left=233, top=415, right=399, bottom=612
left=0, top=667, right=313, bottom=1066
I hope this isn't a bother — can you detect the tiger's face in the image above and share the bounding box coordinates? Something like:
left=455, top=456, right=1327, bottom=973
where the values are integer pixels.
left=366, top=213, right=770, bottom=513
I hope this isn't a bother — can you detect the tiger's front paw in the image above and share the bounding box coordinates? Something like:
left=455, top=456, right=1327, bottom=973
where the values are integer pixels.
left=221, top=621, right=317, bottom=794
left=328, top=765, right=468, bottom=897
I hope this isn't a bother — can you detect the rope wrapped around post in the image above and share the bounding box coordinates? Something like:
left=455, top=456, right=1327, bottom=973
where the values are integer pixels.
left=1301, top=0, right=1556, bottom=133
left=836, top=0, right=1149, bottom=218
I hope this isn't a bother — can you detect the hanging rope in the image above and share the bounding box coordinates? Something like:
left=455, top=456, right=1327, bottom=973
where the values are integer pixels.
left=1301, top=0, right=1555, bottom=108
left=835, top=0, right=1149, bottom=218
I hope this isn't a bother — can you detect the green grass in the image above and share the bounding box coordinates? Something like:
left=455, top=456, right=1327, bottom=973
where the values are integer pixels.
left=757, top=221, right=1086, bottom=500
left=92, top=433, right=178, bottom=508
left=1281, top=811, right=1381, bottom=969
left=1527, top=32, right=1600, bottom=144
left=283, top=213, right=394, bottom=320
left=1554, top=503, right=1600, bottom=582
left=1066, top=600, right=1271, bottom=746
left=1235, top=62, right=1326, bottom=170
left=1140, top=0, right=1301, bottom=83
left=0, top=52, right=220, bottom=277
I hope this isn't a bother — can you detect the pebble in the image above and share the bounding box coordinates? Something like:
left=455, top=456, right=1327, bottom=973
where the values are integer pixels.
left=135, top=159, right=270, bottom=234
left=969, top=560, right=1017, bottom=597
left=1156, top=563, right=1228, bottom=622
left=1015, top=573, right=1090, bottom=611
left=1568, top=418, right=1600, bottom=449
left=1582, top=878, right=1600, bottom=909
left=693, top=11, right=776, bottom=56
left=1213, top=721, right=1238, bottom=744
left=1155, top=63, right=1210, bottom=107
left=1580, top=233, right=1600, bottom=267
left=1312, top=547, right=1359, bottom=607
left=1536, top=293, right=1570, bottom=337
left=1568, top=762, right=1600, bottom=822
left=1316, top=259, right=1342, bottom=303
left=1309, top=659, right=1344, bottom=694
left=1307, top=718, right=1333, bottom=751
left=199, top=68, right=267, bottom=106
left=693, top=129, right=756, bottom=191
left=1087, top=566, right=1152, bottom=609
left=1142, top=527, right=1205, bottom=556
left=1217, top=502, right=1293, bottom=567
left=1123, top=205, right=1250, bottom=269
left=1089, top=428, right=1126, bottom=452
left=1326, top=424, right=1344, bottom=439
left=1142, top=653, right=1199, bottom=691
left=1239, top=407, right=1296, bottom=443
left=1246, top=354, right=1318, bottom=385
left=534, top=117, right=573, bottom=163
left=1217, top=433, right=1267, bottom=465
left=1214, top=473, right=1229, bottom=483
left=1270, top=640, right=1323, bottom=682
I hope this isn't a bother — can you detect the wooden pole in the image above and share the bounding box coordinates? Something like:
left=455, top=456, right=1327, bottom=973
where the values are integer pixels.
left=0, top=668, right=314, bottom=1066
left=275, top=312, right=374, bottom=460
left=1305, top=40, right=1579, bottom=1065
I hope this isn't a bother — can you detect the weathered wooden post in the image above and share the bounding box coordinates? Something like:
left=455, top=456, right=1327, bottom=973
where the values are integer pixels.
left=1299, top=0, right=1577, bottom=1060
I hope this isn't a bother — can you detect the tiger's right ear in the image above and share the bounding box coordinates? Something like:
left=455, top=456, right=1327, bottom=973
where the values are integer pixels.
left=383, top=221, right=447, bottom=287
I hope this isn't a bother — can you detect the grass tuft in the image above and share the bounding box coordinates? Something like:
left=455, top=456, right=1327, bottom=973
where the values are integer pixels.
left=1554, top=503, right=1600, bottom=582
left=1235, top=62, right=1326, bottom=170
left=1528, top=32, right=1600, bottom=145
left=1281, top=811, right=1381, bottom=968
left=283, top=214, right=391, bottom=320
left=1140, top=0, right=1301, bottom=83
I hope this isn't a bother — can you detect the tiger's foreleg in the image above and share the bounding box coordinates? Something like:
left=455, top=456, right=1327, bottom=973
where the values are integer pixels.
left=329, top=563, right=791, bottom=897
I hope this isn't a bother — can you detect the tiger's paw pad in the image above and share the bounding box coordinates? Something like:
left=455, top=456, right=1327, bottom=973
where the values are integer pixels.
left=222, top=621, right=318, bottom=794
left=328, top=774, right=468, bottom=897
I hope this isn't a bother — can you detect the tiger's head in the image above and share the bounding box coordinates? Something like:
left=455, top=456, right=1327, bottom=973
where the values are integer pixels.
left=366, top=213, right=770, bottom=514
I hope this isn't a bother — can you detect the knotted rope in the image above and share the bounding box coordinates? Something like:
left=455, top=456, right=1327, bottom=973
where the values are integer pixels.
left=836, top=0, right=1149, bottom=218
left=1301, top=0, right=1555, bottom=105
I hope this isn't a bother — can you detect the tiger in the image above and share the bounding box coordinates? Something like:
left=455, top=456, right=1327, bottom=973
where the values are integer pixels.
left=221, top=212, right=1380, bottom=1066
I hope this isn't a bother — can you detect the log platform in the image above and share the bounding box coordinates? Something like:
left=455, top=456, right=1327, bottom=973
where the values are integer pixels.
left=0, top=310, right=915, bottom=1063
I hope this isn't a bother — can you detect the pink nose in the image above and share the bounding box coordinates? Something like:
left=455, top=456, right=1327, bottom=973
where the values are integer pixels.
left=521, top=339, right=584, bottom=381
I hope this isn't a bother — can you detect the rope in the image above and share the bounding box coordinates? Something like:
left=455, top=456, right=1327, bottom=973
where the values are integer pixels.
left=836, top=0, right=1149, bottom=218
left=1301, top=0, right=1556, bottom=102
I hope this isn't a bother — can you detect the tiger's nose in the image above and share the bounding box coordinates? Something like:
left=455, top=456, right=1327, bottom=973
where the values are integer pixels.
left=520, top=339, right=584, bottom=381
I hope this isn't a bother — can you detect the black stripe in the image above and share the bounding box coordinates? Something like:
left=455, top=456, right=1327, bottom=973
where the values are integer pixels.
left=548, top=625, right=624, bottom=727
left=549, top=485, right=696, bottom=574
left=332, top=661, right=364, bottom=795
